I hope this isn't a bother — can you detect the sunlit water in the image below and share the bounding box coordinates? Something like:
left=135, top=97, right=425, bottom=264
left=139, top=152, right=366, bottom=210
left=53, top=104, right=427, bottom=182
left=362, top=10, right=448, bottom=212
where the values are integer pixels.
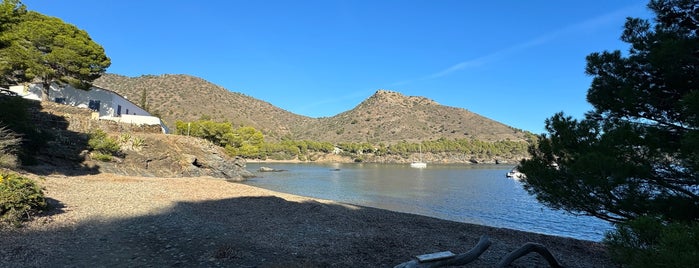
left=243, top=163, right=612, bottom=241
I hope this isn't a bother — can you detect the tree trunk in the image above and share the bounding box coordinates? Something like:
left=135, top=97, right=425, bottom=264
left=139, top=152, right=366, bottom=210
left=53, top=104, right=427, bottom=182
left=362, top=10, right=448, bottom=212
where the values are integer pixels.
left=393, top=235, right=491, bottom=268
left=496, top=242, right=563, bottom=268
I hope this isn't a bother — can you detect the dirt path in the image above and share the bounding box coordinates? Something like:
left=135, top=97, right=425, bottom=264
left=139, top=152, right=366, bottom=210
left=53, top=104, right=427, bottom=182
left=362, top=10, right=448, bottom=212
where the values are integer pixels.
left=1, top=174, right=617, bottom=267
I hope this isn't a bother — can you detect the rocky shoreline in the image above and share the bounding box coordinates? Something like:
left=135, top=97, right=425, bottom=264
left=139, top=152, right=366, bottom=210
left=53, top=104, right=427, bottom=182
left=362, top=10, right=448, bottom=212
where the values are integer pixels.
left=1, top=173, right=618, bottom=267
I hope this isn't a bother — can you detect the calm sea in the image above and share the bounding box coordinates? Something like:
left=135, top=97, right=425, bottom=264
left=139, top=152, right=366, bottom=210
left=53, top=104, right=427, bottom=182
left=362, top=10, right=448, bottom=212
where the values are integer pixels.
left=243, top=163, right=613, bottom=241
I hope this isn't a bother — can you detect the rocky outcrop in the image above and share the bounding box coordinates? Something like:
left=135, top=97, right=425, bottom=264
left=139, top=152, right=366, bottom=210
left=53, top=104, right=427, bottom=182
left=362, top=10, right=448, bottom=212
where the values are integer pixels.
left=86, top=134, right=255, bottom=181
left=19, top=100, right=252, bottom=179
left=258, top=166, right=287, bottom=172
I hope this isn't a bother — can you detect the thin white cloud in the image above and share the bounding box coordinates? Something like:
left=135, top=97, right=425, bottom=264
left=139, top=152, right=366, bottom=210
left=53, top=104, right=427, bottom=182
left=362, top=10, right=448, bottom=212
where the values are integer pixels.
left=425, top=34, right=555, bottom=80
left=394, top=4, right=643, bottom=85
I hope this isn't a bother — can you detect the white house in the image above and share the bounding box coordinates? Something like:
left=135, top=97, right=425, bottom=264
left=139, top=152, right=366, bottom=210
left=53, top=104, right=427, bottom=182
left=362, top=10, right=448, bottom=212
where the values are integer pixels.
left=8, top=83, right=169, bottom=133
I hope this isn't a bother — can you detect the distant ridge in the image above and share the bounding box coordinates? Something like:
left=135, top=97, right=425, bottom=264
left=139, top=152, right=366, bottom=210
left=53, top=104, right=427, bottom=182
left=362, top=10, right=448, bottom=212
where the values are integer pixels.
left=94, top=74, right=529, bottom=143
left=308, top=90, right=527, bottom=143
left=94, top=74, right=314, bottom=139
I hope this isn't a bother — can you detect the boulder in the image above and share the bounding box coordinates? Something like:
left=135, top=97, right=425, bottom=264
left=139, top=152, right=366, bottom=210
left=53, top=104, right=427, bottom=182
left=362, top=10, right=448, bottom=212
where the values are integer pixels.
left=258, top=166, right=287, bottom=172
left=80, top=134, right=255, bottom=181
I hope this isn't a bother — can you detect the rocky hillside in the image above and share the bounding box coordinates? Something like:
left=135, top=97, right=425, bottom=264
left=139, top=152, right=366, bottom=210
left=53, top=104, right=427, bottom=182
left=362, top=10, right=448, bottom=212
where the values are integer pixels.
left=308, top=90, right=526, bottom=143
left=94, top=74, right=314, bottom=140
left=23, top=100, right=253, bottom=180
left=95, top=74, right=530, bottom=143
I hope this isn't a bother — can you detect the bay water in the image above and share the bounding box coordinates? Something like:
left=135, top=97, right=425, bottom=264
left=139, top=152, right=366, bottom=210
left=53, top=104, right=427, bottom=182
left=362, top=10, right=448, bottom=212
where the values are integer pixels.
left=243, top=163, right=612, bottom=241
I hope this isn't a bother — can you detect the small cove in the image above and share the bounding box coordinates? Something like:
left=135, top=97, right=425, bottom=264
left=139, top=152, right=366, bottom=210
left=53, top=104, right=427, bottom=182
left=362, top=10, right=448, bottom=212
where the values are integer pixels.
left=243, top=163, right=613, bottom=241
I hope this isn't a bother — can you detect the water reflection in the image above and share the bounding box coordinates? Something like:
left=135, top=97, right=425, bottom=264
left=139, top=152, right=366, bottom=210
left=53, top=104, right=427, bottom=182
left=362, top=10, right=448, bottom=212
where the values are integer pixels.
left=244, top=163, right=612, bottom=241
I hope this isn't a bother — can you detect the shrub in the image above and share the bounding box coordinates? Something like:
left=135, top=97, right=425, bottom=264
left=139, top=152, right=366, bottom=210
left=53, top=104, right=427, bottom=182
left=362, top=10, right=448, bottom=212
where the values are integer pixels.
left=131, top=137, right=145, bottom=150
left=118, top=134, right=146, bottom=152
left=88, top=130, right=121, bottom=160
left=605, top=216, right=699, bottom=267
left=118, top=133, right=131, bottom=144
left=0, top=172, right=47, bottom=227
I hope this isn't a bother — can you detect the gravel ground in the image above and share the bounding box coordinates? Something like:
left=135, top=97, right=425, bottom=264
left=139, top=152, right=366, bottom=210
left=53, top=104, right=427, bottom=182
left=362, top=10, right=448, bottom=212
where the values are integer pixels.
left=1, top=173, right=618, bottom=267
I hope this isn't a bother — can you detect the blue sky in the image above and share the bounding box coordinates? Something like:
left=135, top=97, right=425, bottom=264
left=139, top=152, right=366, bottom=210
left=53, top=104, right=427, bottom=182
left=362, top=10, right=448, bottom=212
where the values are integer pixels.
left=23, top=0, right=651, bottom=133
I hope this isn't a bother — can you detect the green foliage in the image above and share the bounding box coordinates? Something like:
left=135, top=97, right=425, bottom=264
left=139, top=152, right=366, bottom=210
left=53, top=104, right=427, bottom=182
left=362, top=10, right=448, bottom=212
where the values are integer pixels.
left=0, top=172, right=46, bottom=227
left=259, top=140, right=335, bottom=160
left=131, top=137, right=145, bottom=149
left=605, top=217, right=699, bottom=267
left=175, top=119, right=234, bottom=145
left=0, top=0, right=26, bottom=85
left=114, top=133, right=146, bottom=151
left=139, top=88, right=149, bottom=112
left=382, top=139, right=528, bottom=159
left=0, top=0, right=25, bottom=30
left=519, top=0, right=699, bottom=224
left=88, top=130, right=120, bottom=161
left=227, top=126, right=264, bottom=148
left=118, top=133, right=131, bottom=144
left=174, top=118, right=529, bottom=161
left=518, top=1, right=698, bottom=266
left=337, top=142, right=375, bottom=154
left=259, top=138, right=528, bottom=162
left=175, top=120, right=265, bottom=158
left=0, top=7, right=110, bottom=99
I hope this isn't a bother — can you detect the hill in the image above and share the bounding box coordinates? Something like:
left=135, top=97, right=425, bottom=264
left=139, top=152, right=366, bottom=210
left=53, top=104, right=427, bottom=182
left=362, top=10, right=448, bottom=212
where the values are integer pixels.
left=0, top=95, right=252, bottom=180
left=309, top=90, right=526, bottom=143
left=94, top=74, right=314, bottom=140
left=94, top=74, right=529, bottom=143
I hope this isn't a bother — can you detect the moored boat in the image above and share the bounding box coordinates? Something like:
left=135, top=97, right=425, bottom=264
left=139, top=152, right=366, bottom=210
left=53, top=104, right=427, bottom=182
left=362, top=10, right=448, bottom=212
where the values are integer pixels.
left=410, top=144, right=427, bottom=168
left=410, top=161, right=427, bottom=168
left=506, top=168, right=526, bottom=180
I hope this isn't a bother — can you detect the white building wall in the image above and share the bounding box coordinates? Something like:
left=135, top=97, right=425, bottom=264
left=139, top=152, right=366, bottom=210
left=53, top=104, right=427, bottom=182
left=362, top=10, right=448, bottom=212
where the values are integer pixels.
left=9, top=84, right=41, bottom=101
left=113, top=114, right=162, bottom=125
left=99, top=115, right=170, bottom=134
left=9, top=83, right=151, bottom=118
left=7, top=83, right=168, bottom=133
left=108, top=90, right=149, bottom=116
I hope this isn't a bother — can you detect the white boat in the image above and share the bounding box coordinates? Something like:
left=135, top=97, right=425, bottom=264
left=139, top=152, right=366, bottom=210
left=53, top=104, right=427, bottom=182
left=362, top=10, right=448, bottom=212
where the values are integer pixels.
left=411, top=144, right=427, bottom=168
left=410, top=161, right=427, bottom=168
left=506, top=168, right=526, bottom=180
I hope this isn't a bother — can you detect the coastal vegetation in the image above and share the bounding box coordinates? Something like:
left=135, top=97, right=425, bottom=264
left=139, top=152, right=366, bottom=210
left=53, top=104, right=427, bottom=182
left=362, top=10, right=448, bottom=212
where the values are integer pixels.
left=1, top=0, right=107, bottom=164
left=87, top=130, right=122, bottom=162
left=4, top=0, right=695, bottom=266
left=174, top=119, right=266, bottom=157
left=519, top=0, right=698, bottom=266
left=93, top=74, right=531, bottom=144
left=174, top=118, right=530, bottom=162
left=0, top=171, right=46, bottom=226
left=0, top=0, right=110, bottom=100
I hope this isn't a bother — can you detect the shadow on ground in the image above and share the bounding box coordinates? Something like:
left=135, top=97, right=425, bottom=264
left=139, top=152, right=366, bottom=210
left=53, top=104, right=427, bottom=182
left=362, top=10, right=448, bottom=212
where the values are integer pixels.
left=1, top=195, right=612, bottom=267
left=43, top=197, right=66, bottom=217
left=0, top=95, right=99, bottom=176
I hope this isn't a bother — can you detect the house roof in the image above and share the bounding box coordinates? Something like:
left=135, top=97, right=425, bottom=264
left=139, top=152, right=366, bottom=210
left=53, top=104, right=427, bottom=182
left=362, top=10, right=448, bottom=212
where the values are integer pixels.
left=89, top=83, right=148, bottom=112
